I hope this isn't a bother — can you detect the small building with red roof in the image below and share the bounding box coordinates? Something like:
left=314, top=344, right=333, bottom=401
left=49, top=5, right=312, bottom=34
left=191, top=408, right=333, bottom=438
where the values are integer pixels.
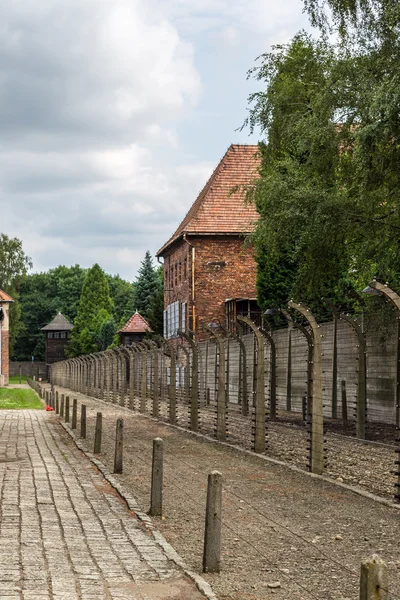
left=118, top=311, right=152, bottom=346
left=0, top=289, right=14, bottom=386
left=156, top=144, right=261, bottom=337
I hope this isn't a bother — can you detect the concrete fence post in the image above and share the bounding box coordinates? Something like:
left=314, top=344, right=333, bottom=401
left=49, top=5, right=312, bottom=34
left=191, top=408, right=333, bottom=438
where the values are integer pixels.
left=289, top=301, right=324, bottom=475
left=203, top=470, right=222, bottom=574
left=237, top=316, right=267, bottom=452
left=166, top=342, right=177, bottom=425
left=80, top=404, right=86, bottom=439
left=178, top=330, right=199, bottom=432
left=94, top=412, right=102, bottom=454
left=114, top=418, right=123, bottom=474
left=149, top=438, right=163, bottom=516
left=72, top=399, right=77, bottom=430
left=360, top=555, right=388, bottom=600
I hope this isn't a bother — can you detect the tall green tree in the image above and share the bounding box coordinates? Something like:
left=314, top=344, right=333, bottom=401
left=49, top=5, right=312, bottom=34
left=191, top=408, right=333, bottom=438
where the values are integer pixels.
left=147, top=265, right=164, bottom=335
left=107, top=274, right=136, bottom=325
left=245, top=0, right=400, bottom=310
left=134, top=251, right=160, bottom=321
left=13, top=265, right=87, bottom=360
left=67, top=264, right=114, bottom=356
left=0, top=234, right=32, bottom=355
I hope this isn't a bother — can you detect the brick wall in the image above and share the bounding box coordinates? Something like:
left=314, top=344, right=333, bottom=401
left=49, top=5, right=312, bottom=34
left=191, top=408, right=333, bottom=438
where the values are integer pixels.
left=194, top=236, right=257, bottom=330
left=0, top=303, right=10, bottom=385
left=162, top=235, right=257, bottom=335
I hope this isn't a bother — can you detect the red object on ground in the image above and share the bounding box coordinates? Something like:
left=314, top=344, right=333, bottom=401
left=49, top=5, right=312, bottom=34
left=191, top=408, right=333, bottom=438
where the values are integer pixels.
left=45, top=405, right=54, bottom=411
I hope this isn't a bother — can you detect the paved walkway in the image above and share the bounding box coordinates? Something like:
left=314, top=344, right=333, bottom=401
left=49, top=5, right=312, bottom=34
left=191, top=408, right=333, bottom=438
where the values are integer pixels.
left=0, top=410, right=206, bottom=600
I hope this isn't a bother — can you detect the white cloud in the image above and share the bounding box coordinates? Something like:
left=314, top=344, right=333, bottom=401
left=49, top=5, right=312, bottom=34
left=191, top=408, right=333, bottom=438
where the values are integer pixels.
left=0, top=0, right=309, bottom=280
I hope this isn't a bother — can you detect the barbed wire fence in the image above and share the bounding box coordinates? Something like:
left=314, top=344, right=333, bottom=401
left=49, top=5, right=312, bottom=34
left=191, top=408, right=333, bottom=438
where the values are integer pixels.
left=47, top=296, right=400, bottom=503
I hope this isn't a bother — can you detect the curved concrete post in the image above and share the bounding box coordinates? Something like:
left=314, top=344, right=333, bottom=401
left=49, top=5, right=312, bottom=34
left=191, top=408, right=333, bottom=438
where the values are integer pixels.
left=339, top=313, right=366, bottom=439
left=288, top=301, right=324, bottom=475
left=204, top=325, right=226, bottom=443
left=103, top=350, right=112, bottom=402
left=369, top=280, right=400, bottom=430
left=110, top=349, right=119, bottom=404
left=165, top=341, right=177, bottom=424
left=279, top=309, right=295, bottom=412
left=177, top=344, right=190, bottom=402
left=259, top=326, right=277, bottom=420
left=116, top=348, right=127, bottom=407
left=230, top=327, right=248, bottom=416
left=142, top=340, right=160, bottom=416
left=136, top=343, right=148, bottom=413
left=178, top=330, right=199, bottom=432
left=237, top=316, right=266, bottom=454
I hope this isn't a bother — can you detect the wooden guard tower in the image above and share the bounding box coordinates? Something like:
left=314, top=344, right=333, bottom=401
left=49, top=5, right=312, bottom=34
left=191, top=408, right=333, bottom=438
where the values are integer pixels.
left=41, top=312, right=73, bottom=365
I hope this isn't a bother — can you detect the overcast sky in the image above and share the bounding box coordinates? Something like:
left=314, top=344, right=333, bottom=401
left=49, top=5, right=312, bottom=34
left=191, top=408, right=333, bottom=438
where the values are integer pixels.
left=1, top=0, right=310, bottom=281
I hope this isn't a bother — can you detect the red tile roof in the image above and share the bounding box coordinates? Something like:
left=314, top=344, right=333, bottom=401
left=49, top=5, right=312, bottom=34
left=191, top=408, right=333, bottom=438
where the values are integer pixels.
left=118, top=311, right=153, bottom=334
left=157, top=144, right=260, bottom=256
left=0, top=289, right=14, bottom=302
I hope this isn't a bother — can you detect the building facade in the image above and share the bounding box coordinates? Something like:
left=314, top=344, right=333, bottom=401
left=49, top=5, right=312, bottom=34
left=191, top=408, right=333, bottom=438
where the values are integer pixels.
left=41, top=312, right=73, bottom=365
left=156, top=144, right=261, bottom=338
left=0, top=289, right=14, bottom=386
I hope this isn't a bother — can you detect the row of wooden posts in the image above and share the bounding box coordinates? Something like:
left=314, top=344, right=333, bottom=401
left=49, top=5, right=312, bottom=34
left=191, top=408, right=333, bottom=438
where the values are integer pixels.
left=42, top=386, right=222, bottom=574
left=31, top=381, right=391, bottom=599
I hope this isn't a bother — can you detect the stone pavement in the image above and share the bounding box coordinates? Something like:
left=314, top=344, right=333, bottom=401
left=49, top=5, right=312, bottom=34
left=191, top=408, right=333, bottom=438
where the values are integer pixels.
left=0, top=410, right=207, bottom=600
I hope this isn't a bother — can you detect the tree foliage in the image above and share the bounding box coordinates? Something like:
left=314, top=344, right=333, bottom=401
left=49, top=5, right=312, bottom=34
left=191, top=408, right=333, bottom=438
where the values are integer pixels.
left=134, top=251, right=161, bottom=322
left=245, top=0, right=400, bottom=312
left=0, top=234, right=32, bottom=355
left=67, top=264, right=114, bottom=357
left=147, top=265, right=164, bottom=335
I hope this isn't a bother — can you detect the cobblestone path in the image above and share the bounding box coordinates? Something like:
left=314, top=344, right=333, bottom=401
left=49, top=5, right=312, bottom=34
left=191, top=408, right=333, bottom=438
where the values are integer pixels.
left=0, top=410, right=206, bottom=600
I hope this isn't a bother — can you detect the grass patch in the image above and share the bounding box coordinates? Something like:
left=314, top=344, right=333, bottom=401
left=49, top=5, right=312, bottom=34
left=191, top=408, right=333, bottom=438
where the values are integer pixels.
left=9, top=375, right=28, bottom=384
left=0, top=388, right=43, bottom=410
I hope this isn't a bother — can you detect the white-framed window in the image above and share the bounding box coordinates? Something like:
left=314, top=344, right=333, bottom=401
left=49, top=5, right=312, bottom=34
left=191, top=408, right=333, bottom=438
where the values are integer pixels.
left=164, top=301, right=184, bottom=338
left=181, top=302, right=187, bottom=333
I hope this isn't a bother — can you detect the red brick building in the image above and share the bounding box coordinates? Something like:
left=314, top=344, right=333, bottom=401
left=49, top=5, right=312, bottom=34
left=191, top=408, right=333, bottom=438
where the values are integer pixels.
left=156, top=144, right=261, bottom=337
left=0, top=289, right=14, bottom=386
left=118, top=311, right=152, bottom=345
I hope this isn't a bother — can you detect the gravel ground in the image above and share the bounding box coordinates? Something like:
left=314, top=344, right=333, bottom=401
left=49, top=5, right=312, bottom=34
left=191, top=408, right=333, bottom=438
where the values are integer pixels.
left=115, top=391, right=397, bottom=500
left=50, top=386, right=400, bottom=600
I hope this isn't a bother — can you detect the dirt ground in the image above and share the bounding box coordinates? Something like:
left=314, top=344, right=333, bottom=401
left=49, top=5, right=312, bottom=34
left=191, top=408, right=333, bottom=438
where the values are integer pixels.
left=51, top=387, right=400, bottom=600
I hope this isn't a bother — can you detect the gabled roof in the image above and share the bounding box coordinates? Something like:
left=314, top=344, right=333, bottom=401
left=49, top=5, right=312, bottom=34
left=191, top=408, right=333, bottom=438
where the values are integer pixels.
left=157, top=144, right=260, bottom=256
left=41, top=312, right=73, bottom=331
left=118, top=311, right=153, bottom=335
left=0, top=289, right=14, bottom=302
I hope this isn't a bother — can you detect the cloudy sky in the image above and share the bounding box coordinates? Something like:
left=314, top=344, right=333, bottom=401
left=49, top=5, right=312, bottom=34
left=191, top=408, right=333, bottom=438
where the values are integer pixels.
left=1, top=0, right=310, bottom=280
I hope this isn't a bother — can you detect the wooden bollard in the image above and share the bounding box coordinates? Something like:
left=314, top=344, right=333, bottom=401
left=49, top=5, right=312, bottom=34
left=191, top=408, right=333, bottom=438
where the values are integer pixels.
left=94, top=412, right=102, bottom=454
left=203, top=470, right=222, bottom=573
left=45, top=390, right=49, bottom=405
left=80, top=405, right=86, bottom=439
left=60, top=395, right=65, bottom=418
left=71, top=399, right=77, bottom=429
left=56, top=391, right=59, bottom=414
left=19, top=366, right=22, bottom=384
left=360, top=555, right=388, bottom=599
left=114, top=418, right=124, bottom=474
left=149, top=438, right=163, bottom=516
left=65, top=396, right=70, bottom=422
